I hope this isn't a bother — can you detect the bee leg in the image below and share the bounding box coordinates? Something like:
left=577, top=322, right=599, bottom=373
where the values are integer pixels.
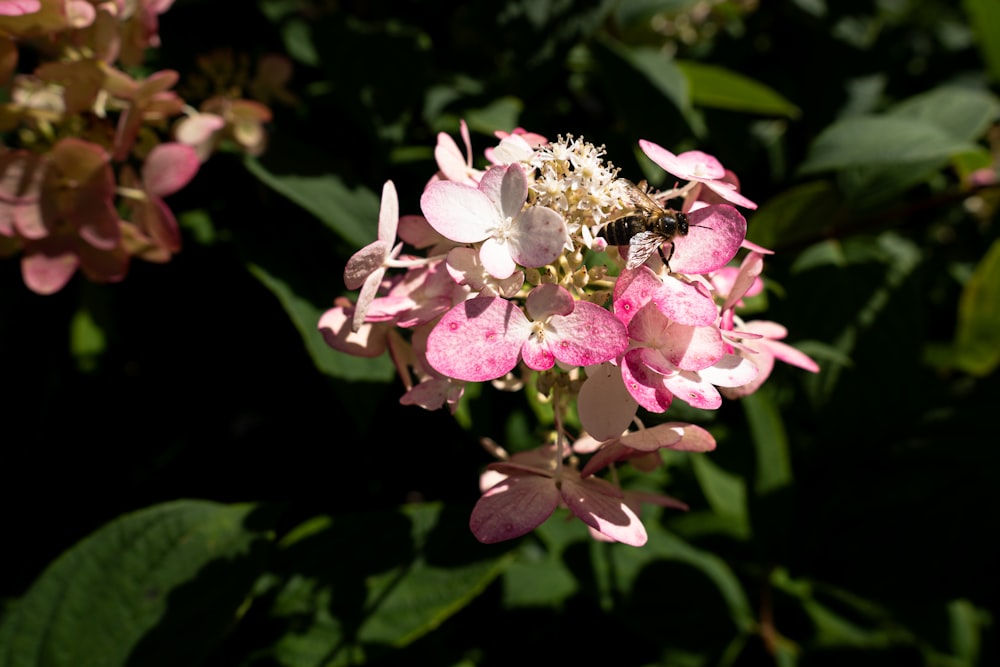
left=659, top=242, right=676, bottom=271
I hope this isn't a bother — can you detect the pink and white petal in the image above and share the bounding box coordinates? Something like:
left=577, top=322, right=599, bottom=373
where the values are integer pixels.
left=142, top=142, right=200, bottom=197
left=621, top=421, right=716, bottom=453
left=656, top=275, right=719, bottom=326
left=318, top=305, right=390, bottom=357
left=612, top=266, right=663, bottom=327
left=479, top=236, right=517, bottom=279
left=622, top=350, right=673, bottom=412
left=377, top=180, right=399, bottom=243
left=638, top=140, right=695, bottom=180
left=550, top=302, right=629, bottom=366
left=344, top=241, right=391, bottom=289
left=434, top=132, right=474, bottom=184
left=352, top=268, right=387, bottom=331
left=761, top=337, right=820, bottom=372
left=525, top=282, right=575, bottom=320
left=0, top=1, right=41, bottom=16
left=560, top=476, right=647, bottom=546
left=578, top=362, right=638, bottom=442
left=21, top=240, right=79, bottom=295
left=700, top=353, right=760, bottom=387
left=470, top=473, right=560, bottom=544
left=702, top=179, right=758, bottom=210
left=668, top=205, right=747, bottom=275
left=674, top=149, right=727, bottom=180
left=420, top=181, right=495, bottom=243
left=498, top=163, right=528, bottom=219
left=663, top=371, right=722, bottom=409
left=425, top=297, right=531, bottom=381
left=722, top=251, right=765, bottom=311
left=397, top=214, right=451, bottom=250
left=520, top=336, right=555, bottom=371
left=489, top=133, right=534, bottom=164
left=660, top=323, right=725, bottom=372
left=579, top=440, right=630, bottom=477
left=509, top=206, right=566, bottom=268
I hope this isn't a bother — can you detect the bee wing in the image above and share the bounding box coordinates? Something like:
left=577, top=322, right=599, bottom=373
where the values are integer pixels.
left=625, top=231, right=665, bottom=270
left=615, top=179, right=664, bottom=218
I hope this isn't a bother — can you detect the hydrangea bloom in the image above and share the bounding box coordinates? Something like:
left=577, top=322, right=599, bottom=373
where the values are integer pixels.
left=320, top=124, right=818, bottom=546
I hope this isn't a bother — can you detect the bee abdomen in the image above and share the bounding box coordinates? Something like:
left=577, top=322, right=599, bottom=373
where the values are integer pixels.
left=597, top=217, right=646, bottom=246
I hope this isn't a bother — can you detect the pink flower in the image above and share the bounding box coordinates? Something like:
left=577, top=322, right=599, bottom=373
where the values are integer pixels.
left=470, top=444, right=648, bottom=546
left=343, top=181, right=403, bottom=331
left=432, top=119, right=482, bottom=185
left=119, top=142, right=200, bottom=261
left=425, top=283, right=628, bottom=382
left=720, top=320, right=820, bottom=398
left=639, top=139, right=758, bottom=210
left=0, top=1, right=40, bottom=16
left=420, top=163, right=567, bottom=279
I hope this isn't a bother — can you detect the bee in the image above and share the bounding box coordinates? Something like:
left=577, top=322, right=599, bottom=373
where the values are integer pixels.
left=597, top=179, right=691, bottom=271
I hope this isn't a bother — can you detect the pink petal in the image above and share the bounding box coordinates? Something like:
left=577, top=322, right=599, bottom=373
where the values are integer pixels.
left=620, top=422, right=716, bottom=452
left=420, top=181, right=495, bottom=243
left=377, top=180, right=399, bottom=243
left=622, top=350, right=673, bottom=412
left=425, top=297, right=531, bottom=381
left=560, top=476, right=647, bottom=546
left=578, top=362, right=638, bottom=441
left=550, top=301, right=629, bottom=367
left=478, top=236, right=517, bottom=279
left=318, top=304, right=390, bottom=357
left=498, top=163, right=528, bottom=218
left=22, top=241, right=79, bottom=295
left=142, top=142, right=199, bottom=197
left=344, top=241, right=392, bottom=290
left=470, top=473, right=560, bottom=544
left=663, top=371, right=722, bottom=410
left=525, top=283, right=575, bottom=319
left=520, top=336, right=556, bottom=371
left=352, top=268, right=387, bottom=332
left=668, top=205, right=746, bottom=275
left=508, top=205, right=566, bottom=268
left=699, top=353, right=760, bottom=387
left=0, top=1, right=40, bottom=16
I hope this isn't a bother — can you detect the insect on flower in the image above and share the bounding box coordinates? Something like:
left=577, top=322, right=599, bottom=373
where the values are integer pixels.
left=598, top=179, right=694, bottom=271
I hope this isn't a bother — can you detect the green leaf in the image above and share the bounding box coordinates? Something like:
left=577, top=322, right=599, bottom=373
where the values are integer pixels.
left=262, top=504, right=514, bottom=666
left=689, top=455, right=749, bottom=539
left=746, top=180, right=847, bottom=250
left=798, top=116, right=979, bottom=175
left=964, top=0, right=1000, bottom=82
left=888, top=86, right=1000, bottom=143
left=247, top=262, right=394, bottom=383
left=954, top=238, right=1000, bottom=376
left=604, top=516, right=756, bottom=634
left=245, top=152, right=380, bottom=249
left=743, top=391, right=792, bottom=496
left=0, top=501, right=272, bottom=667
left=675, top=60, right=801, bottom=118
left=596, top=39, right=691, bottom=120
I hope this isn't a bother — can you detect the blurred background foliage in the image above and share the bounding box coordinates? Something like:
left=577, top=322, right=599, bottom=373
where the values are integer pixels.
left=2, top=0, right=999, bottom=665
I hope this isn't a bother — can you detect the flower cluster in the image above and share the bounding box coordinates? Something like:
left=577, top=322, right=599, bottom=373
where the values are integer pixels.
left=320, top=122, right=819, bottom=546
left=0, top=1, right=281, bottom=294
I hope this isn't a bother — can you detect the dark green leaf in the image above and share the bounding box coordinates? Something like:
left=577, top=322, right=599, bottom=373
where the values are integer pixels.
left=261, top=504, right=514, bottom=666
left=798, top=116, right=978, bottom=175
left=964, top=0, right=1000, bottom=82
left=0, top=501, right=272, bottom=667
left=676, top=60, right=801, bottom=118
left=955, top=238, right=1000, bottom=376
left=245, top=154, right=380, bottom=249
left=247, top=262, right=394, bottom=383
left=746, top=180, right=847, bottom=250
left=743, top=391, right=792, bottom=496
left=889, top=85, right=1000, bottom=143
